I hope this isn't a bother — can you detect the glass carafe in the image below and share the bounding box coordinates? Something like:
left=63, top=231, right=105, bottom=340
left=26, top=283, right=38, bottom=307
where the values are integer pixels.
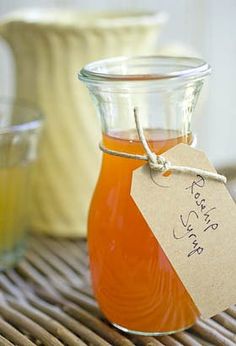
left=79, top=56, right=210, bottom=335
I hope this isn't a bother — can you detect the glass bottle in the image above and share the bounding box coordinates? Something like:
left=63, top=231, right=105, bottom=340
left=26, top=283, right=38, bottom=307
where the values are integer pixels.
left=79, top=56, right=210, bottom=335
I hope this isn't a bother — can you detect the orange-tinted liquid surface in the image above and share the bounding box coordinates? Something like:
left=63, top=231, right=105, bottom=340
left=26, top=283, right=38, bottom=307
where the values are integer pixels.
left=88, top=129, right=199, bottom=333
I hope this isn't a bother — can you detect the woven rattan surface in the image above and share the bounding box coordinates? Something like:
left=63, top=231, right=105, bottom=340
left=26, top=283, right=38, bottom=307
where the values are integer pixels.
left=0, top=235, right=234, bottom=346
left=0, top=166, right=235, bottom=346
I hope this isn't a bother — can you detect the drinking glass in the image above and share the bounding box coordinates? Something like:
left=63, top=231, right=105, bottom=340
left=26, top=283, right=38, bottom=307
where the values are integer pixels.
left=0, top=98, right=43, bottom=269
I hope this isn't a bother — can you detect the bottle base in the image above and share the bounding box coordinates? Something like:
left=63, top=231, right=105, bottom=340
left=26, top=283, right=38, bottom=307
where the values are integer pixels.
left=112, top=321, right=195, bottom=336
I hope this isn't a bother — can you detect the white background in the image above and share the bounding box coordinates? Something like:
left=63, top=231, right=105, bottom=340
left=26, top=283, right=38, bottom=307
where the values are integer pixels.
left=0, top=0, right=235, bottom=167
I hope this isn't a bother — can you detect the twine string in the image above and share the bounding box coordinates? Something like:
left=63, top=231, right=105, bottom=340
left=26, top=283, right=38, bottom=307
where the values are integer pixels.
left=99, top=108, right=227, bottom=184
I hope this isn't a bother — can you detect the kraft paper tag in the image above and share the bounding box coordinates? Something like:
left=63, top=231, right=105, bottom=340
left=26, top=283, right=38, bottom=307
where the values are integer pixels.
left=131, top=143, right=236, bottom=318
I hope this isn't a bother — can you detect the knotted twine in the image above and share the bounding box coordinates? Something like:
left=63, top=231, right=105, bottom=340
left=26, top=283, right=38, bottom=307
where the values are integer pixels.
left=99, top=108, right=227, bottom=184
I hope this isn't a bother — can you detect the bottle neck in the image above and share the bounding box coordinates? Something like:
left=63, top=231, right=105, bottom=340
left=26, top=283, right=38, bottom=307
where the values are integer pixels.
left=102, top=129, right=193, bottom=156
left=80, top=56, right=210, bottom=150
left=89, top=77, right=203, bottom=148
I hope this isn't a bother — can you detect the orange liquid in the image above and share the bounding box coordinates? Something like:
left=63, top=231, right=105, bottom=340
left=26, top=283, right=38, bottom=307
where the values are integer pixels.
left=88, top=129, right=199, bottom=334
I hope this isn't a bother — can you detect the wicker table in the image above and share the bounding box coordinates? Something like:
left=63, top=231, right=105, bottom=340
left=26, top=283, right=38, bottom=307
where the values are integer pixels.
left=0, top=166, right=235, bottom=346
left=0, top=235, right=234, bottom=346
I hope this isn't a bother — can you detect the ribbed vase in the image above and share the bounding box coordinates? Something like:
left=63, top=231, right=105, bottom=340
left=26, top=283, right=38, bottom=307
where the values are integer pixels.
left=0, top=10, right=167, bottom=237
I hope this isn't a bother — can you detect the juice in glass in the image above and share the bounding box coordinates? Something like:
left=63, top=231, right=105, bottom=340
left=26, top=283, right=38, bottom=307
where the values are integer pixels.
left=88, top=130, right=199, bottom=334
left=0, top=165, right=31, bottom=256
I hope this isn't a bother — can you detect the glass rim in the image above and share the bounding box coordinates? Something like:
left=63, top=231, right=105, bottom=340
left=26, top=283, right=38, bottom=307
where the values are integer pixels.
left=79, top=55, right=211, bottom=84
left=0, top=97, right=43, bottom=135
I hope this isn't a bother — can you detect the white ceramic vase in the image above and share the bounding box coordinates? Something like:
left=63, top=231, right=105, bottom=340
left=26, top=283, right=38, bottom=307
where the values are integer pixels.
left=0, top=9, right=167, bottom=237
